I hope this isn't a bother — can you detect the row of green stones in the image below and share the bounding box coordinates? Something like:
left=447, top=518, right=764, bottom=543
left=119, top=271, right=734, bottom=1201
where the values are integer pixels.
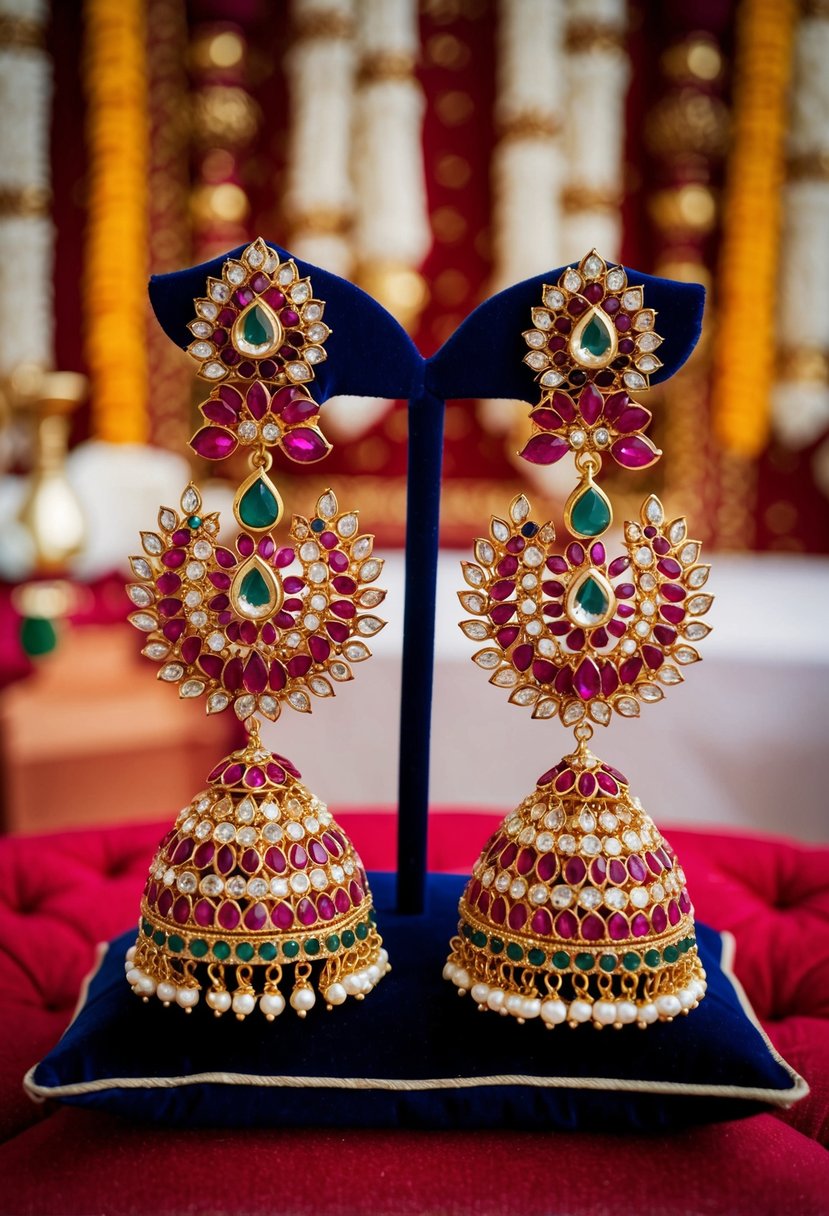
left=142, top=915, right=375, bottom=964
left=460, top=921, right=695, bottom=973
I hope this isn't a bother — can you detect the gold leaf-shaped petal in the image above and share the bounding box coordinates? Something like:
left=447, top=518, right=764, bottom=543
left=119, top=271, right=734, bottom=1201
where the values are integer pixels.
left=461, top=561, right=485, bottom=588
left=509, top=685, right=539, bottom=706
left=460, top=619, right=492, bottom=641
left=458, top=590, right=486, bottom=614
left=472, top=648, right=501, bottom=670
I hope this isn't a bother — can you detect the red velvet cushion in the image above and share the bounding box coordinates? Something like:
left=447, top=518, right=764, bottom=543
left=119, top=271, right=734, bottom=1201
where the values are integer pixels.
left=3, top=813, right=828, bottom=1213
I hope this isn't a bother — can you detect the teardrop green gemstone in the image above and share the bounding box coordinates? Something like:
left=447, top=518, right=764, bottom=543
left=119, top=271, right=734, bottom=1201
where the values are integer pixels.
left=238, top=566, right=273, bottom=612
left=20, top=615, right=58, bottom=657
left=238, top=477, right=279, bottom=528
left=577, top=314, right=612, bottom=358
left=570, top=485, right=611, bottom=537
left=575, top=575, right=610, bottom=620
left=241, top=304, right=273, bottom=348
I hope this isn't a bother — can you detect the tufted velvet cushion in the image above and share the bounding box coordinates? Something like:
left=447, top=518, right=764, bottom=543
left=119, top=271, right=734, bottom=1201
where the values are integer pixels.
left=3, top=814, right=829, bottom=1213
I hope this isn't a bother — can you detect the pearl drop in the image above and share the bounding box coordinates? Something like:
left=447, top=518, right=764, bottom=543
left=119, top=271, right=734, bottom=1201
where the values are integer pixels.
left=454, top=968, right=471, bottom=990
left=486, top=989, right=506, bottom=1011
left=291, top=986, right=316, bottom=1012
left=260, top=992, right=286, bottom=1018
left=325, top=983, right=348, bottom=1006
left=617, top=1001, right=638, bottom=1024
left=366, top=964, right=381, bottom=985
left=176, top=988, right=199, bottom=1008
left=541, top=999, right=567, bottom=1025
left=442, top=962, right=457, bottom=982
left=656, top=994, right=682, bottom=1018
left=343, top=973, right=362, bottom=995
left=232, top=992, right=256, bottom=1016
left=157, top=981, right=177, bottom=1004
left=569, top=999, right=593, bottom=1023
left=521, top=998, right=541, bottom=1019
left=125, top=946, right=136, bottom=963
left=678, top=987, right=696, bottom=1009
left=206, top=989, right=231, bottom=1013
left=638, top=1002, right=659, bottom=1024
left=471, top=983, right=490, bottom=1004
left=506, top=994, right=524, bottom=1017
left=126, top=968, right=141, bottom=986
left=593, top=1001, right=617, bottom=1025
left=137, top=974, right=156, bottom=996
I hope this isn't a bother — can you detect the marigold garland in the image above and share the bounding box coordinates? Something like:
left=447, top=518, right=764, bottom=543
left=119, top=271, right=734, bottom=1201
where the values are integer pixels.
left=710, top=0, right=796, bottom=459
left=83, top=0, right=149, bottom=444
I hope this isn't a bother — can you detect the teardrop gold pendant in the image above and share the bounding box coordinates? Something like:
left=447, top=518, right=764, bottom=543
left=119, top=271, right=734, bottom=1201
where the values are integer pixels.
left=564, top=469, right=613, bottom=539
left=233, top=468, right=284, bottom=532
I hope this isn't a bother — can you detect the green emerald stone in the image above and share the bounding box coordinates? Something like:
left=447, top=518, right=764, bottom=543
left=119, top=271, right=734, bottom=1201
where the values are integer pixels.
left=644, top=949, right=661, bottom=967
left=187, top=515, right=202, bottom=528
left=472, top=931, right=487, bottom=948
left=575, top=953, right=594, bottom=971
left=238, top=477, right=279, bottom=529
left=213, top=941, right=231, bottom=960
left=242, top=304, right=274, bottom=348
left=369, top=909, right=377, bottom=924
left=356, top=922, right=369, bottom=940
left=570, top=486, right=611, bottom=538
left=577, top=313, right=613, bottom=359
left=259, top=942, right=277, bottom=961
left=283, top=941, right=300, bottom=958
left=506, top=943, right=524, bottom=962
left=238, top=566, right=272, bottom=612
left=167, top=935, right=184, bottom=953
left=528, top=948, right=545, bottom=967
left=305, top=939, right=320, bottom=955
left=599, top=954, right=617, bottom=972
left=153, top=930, right=166, bottom=947
left=623, top=952, right=641, bottom=971
left=663, top=945, right=679, bottom=963
left=325, top=934, right=340, bottom=952
left=191, top=939, right=208, bottom=957
left=489, top=937, right=504, bottom=954
left=553, top=951, right=570, bottom=969
left=236, top=942, right=254, bottom=961
left=679, top=938, right=691, bottom=953
left=341, top=930, right=355, bottom=948
left=462, top=923, right=473, bottom=940
left=21, top=616, right=57, bottom=657
left=142, top=920, right=153, bottom=937
left=575, top=574, right=610, bottom=620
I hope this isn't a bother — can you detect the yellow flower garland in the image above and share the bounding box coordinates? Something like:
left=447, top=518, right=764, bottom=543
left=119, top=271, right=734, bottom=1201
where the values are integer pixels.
left=83, top=0, right=149, bottom=444
left=711, top=0, right=796, bottom=459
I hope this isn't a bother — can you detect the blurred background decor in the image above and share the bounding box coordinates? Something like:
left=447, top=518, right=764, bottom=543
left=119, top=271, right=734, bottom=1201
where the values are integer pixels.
left=0, top=0, right=826, bottom=839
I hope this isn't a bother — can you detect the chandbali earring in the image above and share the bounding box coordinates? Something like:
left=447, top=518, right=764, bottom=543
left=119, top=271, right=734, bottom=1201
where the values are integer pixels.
left=445, top=250, right=711, bottom=1030
left=125, top=238, right=389, bottom=1020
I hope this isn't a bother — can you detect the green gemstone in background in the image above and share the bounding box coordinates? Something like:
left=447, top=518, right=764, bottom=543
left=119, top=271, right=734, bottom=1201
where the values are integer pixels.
left=663, top=945, right=680, bottom=963
left=489, top=937, right=504, bottom=954
left=238, top=477, right=280, bottom=529
left=575, top=574, right=610, bottom=619
left=191, top=940, right=208, bottom=958
left=167, top=935, right=184, bottom=953
left=305, top=939, right=320, bottom=955
left=570, top=486, right=611, bottom=538
left=506, top=942, right=524, bottom=962
left=599, top=954, right=617, bottom=972
left=213, top=941, right=231, bottom=960
left=528, top=948, right=545, bottom=967
left=259, top=942, right=277, bottom=961
left=356, top=922, right=369, bottom=940
left=325, top=935, right=340, bottom=952
left=283, top=941, right=300, bottom=958
left=187, top=515, right=202, bottom=529
left=472, top=931, right=487, bottom=948
left=21, top=616, right=58, bottom=657
left=341, top=930, right=355, bottom=949
left=242, top=304, right=273, bottom=348
left=552, top=951, right=570, bottom=969
left=236, top=942, right=254, bottom=961
left=623, top=952, right=641, bottom=971
left=153, top=930, right=166, bottom=947
left=575, top=953, right=595, bottom=971
left=644, top=949, right=661, bottom=968
left=238, top=566, right=272, bottom=611
left=578, top=313, right=612, bottom=358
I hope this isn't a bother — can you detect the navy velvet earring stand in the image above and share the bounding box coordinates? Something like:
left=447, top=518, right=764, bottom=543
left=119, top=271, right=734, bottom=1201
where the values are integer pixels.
left=149, top=249, right=704, bottom=918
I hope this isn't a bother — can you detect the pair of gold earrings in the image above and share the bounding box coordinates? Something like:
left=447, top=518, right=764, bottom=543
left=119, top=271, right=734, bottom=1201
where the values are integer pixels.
left=125, top=240, right=710, bottom=1031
